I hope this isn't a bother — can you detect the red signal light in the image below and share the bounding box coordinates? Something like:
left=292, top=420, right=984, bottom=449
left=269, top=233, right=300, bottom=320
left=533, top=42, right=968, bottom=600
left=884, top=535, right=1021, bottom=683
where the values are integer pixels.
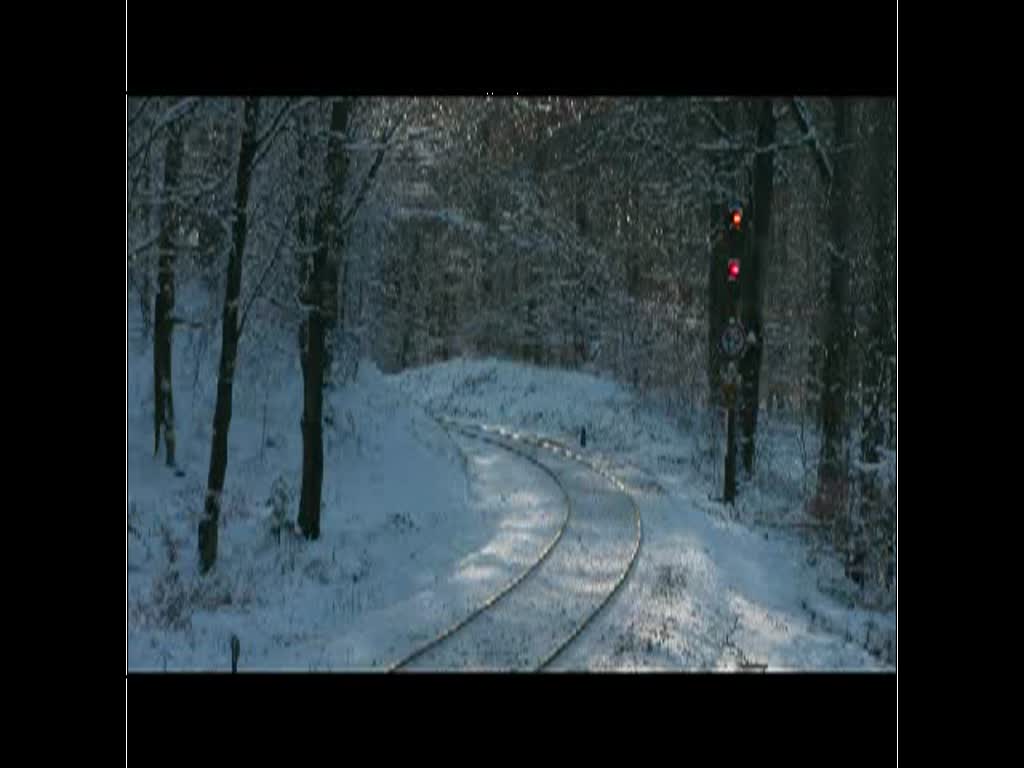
left=727, top=259, right=740, bottom=281
left=732, top=210, right=742, bottom=228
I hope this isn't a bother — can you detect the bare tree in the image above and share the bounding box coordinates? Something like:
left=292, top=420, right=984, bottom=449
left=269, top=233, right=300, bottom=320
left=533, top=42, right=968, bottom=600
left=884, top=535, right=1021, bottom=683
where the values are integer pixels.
left=739, top=98, right=776, bottom=475
left=814, top=98, right=854, bottom=521
left=297, top=99, right=352, bottom=540
left=199, top=97, right=261, bottom=574
left=153, top=120, right=185, bottom=466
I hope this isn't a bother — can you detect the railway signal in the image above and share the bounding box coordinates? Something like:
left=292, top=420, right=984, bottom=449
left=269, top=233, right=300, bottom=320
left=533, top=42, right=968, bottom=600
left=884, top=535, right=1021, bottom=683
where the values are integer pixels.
left=721, top=202, right=747, bottom=505
left=720, top=318, right=747, bottom=359
left=726, top=203, right=743, bottom=285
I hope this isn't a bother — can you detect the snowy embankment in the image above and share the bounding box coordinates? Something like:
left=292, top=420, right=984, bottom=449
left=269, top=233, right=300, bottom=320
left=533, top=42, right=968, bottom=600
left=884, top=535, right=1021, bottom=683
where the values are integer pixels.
left=395, top=358, right=896, bottom=669
left=127, top=307, right=511, bottom=669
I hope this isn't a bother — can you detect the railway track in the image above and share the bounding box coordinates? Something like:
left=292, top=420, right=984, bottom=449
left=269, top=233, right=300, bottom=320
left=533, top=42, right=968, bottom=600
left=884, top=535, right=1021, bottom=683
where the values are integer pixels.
left=388, top=417, right=643, bottom=672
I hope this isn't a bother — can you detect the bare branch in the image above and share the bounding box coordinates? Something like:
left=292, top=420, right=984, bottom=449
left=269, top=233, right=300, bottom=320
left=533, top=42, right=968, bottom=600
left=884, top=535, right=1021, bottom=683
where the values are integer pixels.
left=127, top=97, right=152, bottom=130
left=238, top=202, right=300, bottom=338
left=249, top=97, right=318, bottom=171
left=698, top=102, right=734, bottom=141
left=127, top=233, right=161, bottom=260
left=791, top=97, right=834, bottom=183
left=339, top=116, right=405, bottom=237
left=127, top=98, right=200, bottom=166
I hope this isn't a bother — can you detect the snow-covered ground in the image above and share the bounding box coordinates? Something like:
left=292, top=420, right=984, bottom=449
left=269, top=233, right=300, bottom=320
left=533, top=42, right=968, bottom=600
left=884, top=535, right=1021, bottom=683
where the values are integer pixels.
left=127, top=327, right=895, bottom=670
left=127, top=300, right=502, bottom=669
left=395, top=358, right=896, bottom=669
left=400, top=424, right=639, bottom=670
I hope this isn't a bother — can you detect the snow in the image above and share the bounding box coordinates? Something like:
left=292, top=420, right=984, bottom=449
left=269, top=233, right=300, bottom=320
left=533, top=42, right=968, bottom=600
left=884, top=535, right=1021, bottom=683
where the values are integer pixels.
left=399, top=426, right=638, bottom=670
left=394, top=358, right=895, bottom=669
left=127, top=300, right=494, bottom=669
left=127, top=330, right=894, bottom=670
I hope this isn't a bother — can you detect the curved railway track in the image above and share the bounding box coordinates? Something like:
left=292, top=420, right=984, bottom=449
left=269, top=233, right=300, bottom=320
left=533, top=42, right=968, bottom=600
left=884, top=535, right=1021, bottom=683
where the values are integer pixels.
left=388, top=417, right=643, bottom=672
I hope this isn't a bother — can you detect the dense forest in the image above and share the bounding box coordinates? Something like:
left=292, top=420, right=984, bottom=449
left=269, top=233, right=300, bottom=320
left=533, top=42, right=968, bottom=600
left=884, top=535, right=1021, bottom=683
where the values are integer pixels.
left=126, top=96, right=896, bottom=598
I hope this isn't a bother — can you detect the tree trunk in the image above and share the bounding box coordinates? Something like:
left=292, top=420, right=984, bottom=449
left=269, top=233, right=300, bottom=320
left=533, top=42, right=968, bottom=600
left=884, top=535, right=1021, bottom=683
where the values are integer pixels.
left=198, top=98, right=260, bottom=574
left=724, top=405, right=737, bottom=504
left=740, top=98, right=775, bottom=475
left=884, top=103, right=897, bottom=454
left=708, top=229, right=728, bottom=408
left=887, top=322, right=896, bottom=451
left=858, top=99, right=896, bottom=582
left=138, top=158, right=154, bottom=339
left=297, top=98, right=353, bottom=541
left=814, top=99, right=854, bottom=520
left=298, top=303, right=326, bottom=540
left=320, top=102, right=355, bottom=384
left=705, top=102, right=737, bottom=409
left=153, top=122, right=185, bottom=466
left=861, top=99, right=896, bottom=467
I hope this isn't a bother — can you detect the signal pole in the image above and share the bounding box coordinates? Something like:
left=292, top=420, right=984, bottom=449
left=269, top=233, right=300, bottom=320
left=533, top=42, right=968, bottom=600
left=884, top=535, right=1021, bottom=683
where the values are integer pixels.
left=720, top=203, right=747, bottom=504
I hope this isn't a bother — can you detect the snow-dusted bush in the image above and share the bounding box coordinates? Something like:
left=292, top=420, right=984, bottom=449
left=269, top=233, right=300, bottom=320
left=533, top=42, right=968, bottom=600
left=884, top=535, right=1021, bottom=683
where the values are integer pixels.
left=266, top=475, right=295, bottom=544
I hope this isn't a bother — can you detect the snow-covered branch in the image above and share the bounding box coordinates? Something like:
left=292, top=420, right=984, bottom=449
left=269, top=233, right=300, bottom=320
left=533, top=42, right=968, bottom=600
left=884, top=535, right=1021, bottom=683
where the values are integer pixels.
left=249, top=97, right=317, bottom=172
left=238, top=202, right=299, bottom=338
left=338, top=116, right=404, bottom=238
left=791, top=97, right=833, bottom=183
